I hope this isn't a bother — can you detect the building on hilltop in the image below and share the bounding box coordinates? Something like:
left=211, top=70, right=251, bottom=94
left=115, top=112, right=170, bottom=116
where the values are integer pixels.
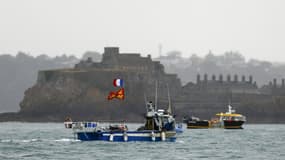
left=36, top=47, right=182, bottom=100
left=75, top=47, right=165, bottom=74
left=182, top=74, right=259, bottom=95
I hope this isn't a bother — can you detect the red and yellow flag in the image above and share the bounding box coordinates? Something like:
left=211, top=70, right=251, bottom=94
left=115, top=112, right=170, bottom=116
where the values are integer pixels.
left=107, top=88, right=125, bottom=100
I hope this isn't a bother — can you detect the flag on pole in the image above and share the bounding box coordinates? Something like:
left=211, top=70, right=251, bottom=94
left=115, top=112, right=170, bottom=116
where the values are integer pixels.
left=107, top=88, right=125, bottom=100
left=113, top=79, right=123, bottom=87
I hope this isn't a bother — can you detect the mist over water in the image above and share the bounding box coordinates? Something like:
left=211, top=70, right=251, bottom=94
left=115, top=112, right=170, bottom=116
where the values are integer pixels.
left=0, top=123, right=284, bottom=160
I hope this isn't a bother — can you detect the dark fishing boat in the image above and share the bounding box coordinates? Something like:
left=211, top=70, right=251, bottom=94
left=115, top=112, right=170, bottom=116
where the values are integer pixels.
left=184, top=105, right=246, bottom=129
left=185, top=116, right=210, bottom=129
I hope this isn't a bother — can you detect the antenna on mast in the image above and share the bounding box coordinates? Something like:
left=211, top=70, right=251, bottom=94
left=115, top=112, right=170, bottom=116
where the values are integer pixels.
left=167, top=84, right=172, bottom=114
left=144, top=93, right=148, bottom=111
left=155, top=80, right=158, bottom=111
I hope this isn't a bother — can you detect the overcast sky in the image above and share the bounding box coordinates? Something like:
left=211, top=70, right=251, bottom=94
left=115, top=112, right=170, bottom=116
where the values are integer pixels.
left=0, top=0, right=284, bottom=62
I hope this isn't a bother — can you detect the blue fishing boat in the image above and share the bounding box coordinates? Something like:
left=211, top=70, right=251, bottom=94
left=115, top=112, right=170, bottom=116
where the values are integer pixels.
left=64, top=82, right=178, bottom=142
left=64, top=101, right=176, bottom=142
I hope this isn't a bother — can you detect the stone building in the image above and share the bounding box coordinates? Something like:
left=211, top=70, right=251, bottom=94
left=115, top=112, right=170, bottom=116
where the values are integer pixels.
left=23, top=47, right=182, bottom=121
left=75, top=47, right=164, bottom=74
left=182, top=74, right=258, bottom=95
left=260, top=78, right=285, bottom=95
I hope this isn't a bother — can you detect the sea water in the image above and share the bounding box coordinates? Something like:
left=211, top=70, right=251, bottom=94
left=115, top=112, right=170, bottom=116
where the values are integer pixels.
left=0, top=123, right=284, bottom=160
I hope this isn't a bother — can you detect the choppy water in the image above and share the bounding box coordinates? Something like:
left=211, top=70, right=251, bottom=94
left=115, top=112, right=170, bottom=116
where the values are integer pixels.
left=0, top=123, right=284, bottom=160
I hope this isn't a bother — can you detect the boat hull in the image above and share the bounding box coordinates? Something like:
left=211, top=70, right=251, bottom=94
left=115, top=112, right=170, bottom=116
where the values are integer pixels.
left=223, top=120, right=245, bottom=129
left=186, top=120, right=245, bottom=129
left=187, top=121, right=209, bottom=129
left=76, top=131, right=176, bottom=142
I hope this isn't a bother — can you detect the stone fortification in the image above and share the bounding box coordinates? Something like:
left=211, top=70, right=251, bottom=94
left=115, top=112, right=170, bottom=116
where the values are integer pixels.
left=19, top=47, right=181, bottom=121
left=2, top=47, right=284, bottom=123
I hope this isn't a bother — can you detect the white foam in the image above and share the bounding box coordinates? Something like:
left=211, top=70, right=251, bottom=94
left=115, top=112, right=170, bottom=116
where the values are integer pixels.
left=21, top=139, right=39, bottom=143
left=54, top=138, right=80, bottom=142
left=177, top=140, right=185, bottom=144
left=0, top=139, right=40, bottom=143
left=0, top=139, right=12, bottom=143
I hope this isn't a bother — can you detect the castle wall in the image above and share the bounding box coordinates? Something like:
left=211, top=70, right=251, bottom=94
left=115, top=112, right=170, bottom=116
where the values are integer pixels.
left=185, top=74, right=259, bottom=95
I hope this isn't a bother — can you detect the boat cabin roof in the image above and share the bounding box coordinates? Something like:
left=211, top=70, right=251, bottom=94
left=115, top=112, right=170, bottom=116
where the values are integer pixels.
left=216, top=113, right=243, bottom=117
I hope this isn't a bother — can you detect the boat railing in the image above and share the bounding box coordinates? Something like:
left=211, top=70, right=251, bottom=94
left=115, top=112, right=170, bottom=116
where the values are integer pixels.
left=64, top=121, right=98, bottom=130
left=70, top=122, right=98, bottom=131
left=221, top=116, right=246, bottom=121
left=64, top=121, right=129, bottom=133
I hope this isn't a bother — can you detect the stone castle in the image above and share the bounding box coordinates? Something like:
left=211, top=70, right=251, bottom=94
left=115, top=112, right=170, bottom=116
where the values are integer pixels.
left=75, top=47, right=163, bottom=73
left=13, top=47, right=285, bottom=122
left=37, top=47, right=181, bottom=98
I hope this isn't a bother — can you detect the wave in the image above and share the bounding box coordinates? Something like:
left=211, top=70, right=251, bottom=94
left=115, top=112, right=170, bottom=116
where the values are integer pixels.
left=0, top=139, right=40, bottom=143
left=0, top=138, right=80, bottom=143
left=176, top=140, right=185, bottom=144
left=0, top=139, right=12, bottom=143
left=54, top=138, right=81, bottom=142
left=21, top=139, right=40, bottom=143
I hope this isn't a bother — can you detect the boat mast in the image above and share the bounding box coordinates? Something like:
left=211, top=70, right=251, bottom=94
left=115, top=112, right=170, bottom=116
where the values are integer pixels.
left=155, top=80, right=158, bottom=111
left=167, top=84, right=172, bottom=114
left=144, top=93, right=148, bottom=111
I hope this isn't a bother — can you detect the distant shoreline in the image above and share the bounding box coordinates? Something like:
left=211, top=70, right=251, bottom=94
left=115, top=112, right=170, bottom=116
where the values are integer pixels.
left=0, top=121, right=285, bottom=125
left=1, top=109, right=285, bottom=124
left=0, top=115, right=285, bottom=124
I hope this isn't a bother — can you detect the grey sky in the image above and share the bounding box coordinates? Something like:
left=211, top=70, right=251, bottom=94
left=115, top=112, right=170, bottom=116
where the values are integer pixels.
left=0, top=0, right=284, bottom=62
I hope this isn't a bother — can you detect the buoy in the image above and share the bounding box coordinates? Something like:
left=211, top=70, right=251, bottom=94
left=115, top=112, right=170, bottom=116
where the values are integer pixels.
left=109, top=134, right=114, bottom=142
left=151, top=131, right=155, bottom=141
left=123, top=132, right=128, bottom=142
left=161, top=131, right=166, bottom=141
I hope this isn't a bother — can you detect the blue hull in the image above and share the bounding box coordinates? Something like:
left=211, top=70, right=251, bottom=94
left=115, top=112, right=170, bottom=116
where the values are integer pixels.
left=76, top=131, right=176, bottom=142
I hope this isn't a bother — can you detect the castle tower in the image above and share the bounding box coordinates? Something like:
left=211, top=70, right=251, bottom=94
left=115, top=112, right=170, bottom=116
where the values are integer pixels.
left=249, top=75, right=253, bottom=84
left=197, top=74, right=201, bottom=84
left=273, top=78, right=277, bottom=88
left=104, top=47, right=119, bottom=55
left=219, top=74, right=223, bottom=83
left=242, top=75, right=246, bottom=82
left=234, top=74, right=238, bottom=83
left=212, top=75, right=216, bottom=81
left=102, top=47, right=120, bottom=64
left=269, top=81, right=273, bottom=86
left=227, top=74, right=231, bottom=82
left=204, top=74, right=208, bottom=83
